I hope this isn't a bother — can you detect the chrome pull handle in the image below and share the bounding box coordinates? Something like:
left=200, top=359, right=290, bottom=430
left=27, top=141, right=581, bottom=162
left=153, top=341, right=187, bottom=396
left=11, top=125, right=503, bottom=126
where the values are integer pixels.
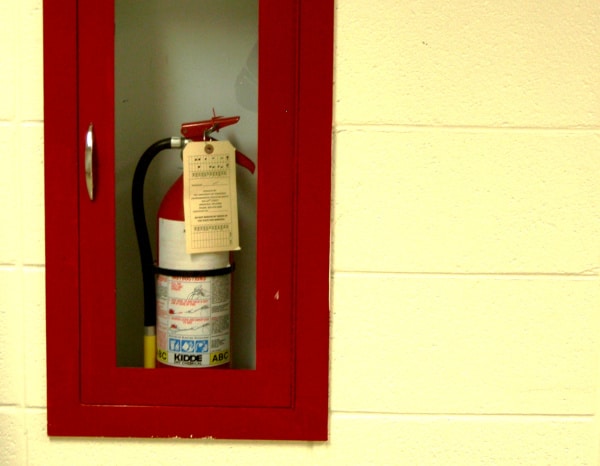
left=84, top=123, right=94, bottom=200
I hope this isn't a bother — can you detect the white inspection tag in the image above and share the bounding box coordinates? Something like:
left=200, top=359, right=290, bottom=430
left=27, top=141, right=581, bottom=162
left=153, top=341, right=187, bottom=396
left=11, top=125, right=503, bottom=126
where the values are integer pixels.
left=183, top=140, right=239, bottom=254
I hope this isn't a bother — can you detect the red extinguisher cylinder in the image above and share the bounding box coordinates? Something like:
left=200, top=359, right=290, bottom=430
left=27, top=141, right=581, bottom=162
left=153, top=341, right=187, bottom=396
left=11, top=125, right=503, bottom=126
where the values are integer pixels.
left=133, top=116, right=254, bottom=370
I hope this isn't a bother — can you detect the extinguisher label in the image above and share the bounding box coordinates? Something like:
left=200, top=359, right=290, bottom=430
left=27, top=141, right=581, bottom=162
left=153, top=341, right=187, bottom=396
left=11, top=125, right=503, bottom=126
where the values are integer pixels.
left=156, top=273, right=231, bottom=368
left=182, top=140, right=240, bottom=254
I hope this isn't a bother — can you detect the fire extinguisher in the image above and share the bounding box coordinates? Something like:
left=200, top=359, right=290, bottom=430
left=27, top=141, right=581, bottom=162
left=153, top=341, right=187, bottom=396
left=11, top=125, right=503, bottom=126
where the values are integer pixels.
left=132, top=115, right=255, bottom=369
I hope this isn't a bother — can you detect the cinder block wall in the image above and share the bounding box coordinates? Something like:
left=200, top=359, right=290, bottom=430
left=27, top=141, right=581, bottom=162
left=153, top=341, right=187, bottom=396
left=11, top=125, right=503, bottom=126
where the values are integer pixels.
left=1, top=0, right=599, bottom=464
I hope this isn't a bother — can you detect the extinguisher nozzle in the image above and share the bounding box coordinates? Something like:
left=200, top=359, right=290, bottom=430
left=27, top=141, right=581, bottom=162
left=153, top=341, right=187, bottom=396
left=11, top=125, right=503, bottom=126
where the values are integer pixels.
left=143, top=328, right=156, bottom=369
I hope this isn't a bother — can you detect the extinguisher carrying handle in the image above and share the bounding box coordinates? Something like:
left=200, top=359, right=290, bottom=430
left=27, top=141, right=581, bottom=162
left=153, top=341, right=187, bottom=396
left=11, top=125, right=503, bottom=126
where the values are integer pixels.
left=233, top=145, right=256, bottom=174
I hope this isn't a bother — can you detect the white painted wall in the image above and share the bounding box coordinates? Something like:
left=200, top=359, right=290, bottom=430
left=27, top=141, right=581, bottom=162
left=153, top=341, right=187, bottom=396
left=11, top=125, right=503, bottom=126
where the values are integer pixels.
left=1, top=0, right=600, bottom=464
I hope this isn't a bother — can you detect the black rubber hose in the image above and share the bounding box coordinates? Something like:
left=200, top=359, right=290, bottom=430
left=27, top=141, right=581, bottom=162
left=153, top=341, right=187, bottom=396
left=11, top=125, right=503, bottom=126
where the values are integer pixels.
left=131, top=138, right=173, bottom=328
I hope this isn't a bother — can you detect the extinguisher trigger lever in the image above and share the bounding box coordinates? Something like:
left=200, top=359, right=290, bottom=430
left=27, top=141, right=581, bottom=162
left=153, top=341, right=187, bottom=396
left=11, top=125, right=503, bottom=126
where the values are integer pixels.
left=180, top=115, right=255, bottom=174
left=180, top=115, right=240, bottom=141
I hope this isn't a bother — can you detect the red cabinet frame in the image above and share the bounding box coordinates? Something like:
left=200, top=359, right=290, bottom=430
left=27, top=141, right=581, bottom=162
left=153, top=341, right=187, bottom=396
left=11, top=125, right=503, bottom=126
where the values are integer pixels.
left=44, top=0, right=333, bottom=440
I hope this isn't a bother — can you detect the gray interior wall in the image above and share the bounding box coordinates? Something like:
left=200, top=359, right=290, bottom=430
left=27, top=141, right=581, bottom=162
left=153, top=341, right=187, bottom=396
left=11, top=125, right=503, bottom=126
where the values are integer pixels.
left=115, top=0, right=258, bottom=368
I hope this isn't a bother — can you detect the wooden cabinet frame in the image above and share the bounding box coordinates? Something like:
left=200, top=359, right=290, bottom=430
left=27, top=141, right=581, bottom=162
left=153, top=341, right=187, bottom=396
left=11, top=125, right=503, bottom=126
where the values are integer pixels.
left=44, top=0, right=333, bottom=440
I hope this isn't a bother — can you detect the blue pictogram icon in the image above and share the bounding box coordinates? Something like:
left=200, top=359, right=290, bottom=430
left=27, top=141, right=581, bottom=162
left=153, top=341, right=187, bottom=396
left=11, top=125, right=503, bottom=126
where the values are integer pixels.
left=181, top=339, right=195, bottom=353
left=169, top=338, right=181, bottom=351
left=195, top=340, right=209, bottom=353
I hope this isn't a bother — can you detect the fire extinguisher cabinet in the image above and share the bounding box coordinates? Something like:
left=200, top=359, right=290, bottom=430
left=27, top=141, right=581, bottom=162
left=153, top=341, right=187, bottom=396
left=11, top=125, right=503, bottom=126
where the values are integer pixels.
left=43, top=0, right=333, bottom=440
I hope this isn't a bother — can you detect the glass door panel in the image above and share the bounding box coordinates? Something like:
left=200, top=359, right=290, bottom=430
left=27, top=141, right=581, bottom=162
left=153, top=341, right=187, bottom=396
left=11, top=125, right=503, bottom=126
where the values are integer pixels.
left=114, top=0, right=258, bottom=368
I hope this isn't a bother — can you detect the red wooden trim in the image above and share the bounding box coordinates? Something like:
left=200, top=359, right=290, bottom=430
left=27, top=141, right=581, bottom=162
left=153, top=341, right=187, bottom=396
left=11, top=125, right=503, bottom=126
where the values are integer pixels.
left=76, top=0, right=295, bottom=409
left=293, top=0, right=334, bottom=439
left=44, top=0, right=333, bottom=440
left=42, top=0, right=82, bottom=435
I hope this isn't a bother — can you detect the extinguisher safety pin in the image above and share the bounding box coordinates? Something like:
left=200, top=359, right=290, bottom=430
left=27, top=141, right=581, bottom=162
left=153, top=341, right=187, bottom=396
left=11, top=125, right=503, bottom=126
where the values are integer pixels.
left=203, top=124, right=220, bottom=140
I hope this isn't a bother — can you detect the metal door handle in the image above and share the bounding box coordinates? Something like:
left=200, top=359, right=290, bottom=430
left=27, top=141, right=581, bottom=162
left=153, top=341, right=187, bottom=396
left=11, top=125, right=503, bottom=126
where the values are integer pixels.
left=85, top=123, right=94, bottom=200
